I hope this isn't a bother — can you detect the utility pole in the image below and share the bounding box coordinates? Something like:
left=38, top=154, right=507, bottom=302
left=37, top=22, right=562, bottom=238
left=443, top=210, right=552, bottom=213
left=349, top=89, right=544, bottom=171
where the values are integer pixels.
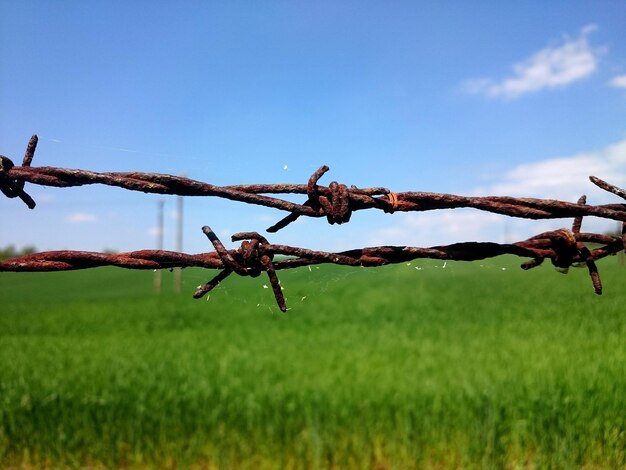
left=174, top=193, right=183, bottom=293
left=154, top=199, right=164, bottom=294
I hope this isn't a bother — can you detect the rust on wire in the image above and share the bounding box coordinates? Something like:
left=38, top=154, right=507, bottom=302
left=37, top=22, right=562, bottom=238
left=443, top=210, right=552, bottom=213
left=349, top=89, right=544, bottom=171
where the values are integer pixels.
left=0, top=135, right=38, bottom=209
left=2, top=134, right=626, bottom=310
left=2, top=136, right=626, bottom=232
left=1, top=227, right=623, bottom=311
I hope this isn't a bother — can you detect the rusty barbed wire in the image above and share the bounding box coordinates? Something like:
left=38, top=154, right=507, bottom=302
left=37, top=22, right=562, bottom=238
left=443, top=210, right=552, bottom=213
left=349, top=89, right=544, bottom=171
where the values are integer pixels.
left=2, top=135, right=626, bottom=232
left=1, top=226, right=623, bottom=311
left=2, top=134, right=626, bottom=311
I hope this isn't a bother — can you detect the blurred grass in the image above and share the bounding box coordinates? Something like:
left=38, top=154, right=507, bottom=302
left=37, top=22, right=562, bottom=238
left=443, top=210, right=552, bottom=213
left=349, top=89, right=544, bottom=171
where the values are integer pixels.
left=1, top=257, right=625, bottom=468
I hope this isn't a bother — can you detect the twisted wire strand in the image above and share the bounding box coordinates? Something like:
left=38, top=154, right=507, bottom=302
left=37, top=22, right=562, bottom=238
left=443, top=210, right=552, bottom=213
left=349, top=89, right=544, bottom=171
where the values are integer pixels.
left=1, top=136, right=625, bottom=233
left=1, top=227, right=622, bottom=311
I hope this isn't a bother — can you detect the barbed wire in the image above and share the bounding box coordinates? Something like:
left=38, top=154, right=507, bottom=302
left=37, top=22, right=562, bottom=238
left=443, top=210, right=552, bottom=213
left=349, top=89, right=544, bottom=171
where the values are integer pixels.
left=2, top=135, right=626, bottom=232
left=1, top=134, right=625, bottom=311
left=1, top=225, right=623, bottom=311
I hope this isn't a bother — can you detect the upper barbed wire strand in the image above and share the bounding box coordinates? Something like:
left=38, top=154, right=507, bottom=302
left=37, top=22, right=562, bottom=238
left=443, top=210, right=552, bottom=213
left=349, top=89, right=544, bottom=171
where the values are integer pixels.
left=2, top=135, right=626, bottom=232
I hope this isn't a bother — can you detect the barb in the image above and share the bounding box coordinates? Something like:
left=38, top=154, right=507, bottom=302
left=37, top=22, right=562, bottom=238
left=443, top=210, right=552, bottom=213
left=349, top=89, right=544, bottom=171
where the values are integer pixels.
left=1, top=227, right=623, bottom=311
left=0, top=135, right=38, bottom=209
left=3, top=136, right=626, bottom=232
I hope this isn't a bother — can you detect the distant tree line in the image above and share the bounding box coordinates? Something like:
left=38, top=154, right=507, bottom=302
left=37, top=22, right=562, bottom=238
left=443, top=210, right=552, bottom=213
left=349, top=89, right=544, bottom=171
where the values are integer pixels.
left=0, top=245, right=37, bottom=260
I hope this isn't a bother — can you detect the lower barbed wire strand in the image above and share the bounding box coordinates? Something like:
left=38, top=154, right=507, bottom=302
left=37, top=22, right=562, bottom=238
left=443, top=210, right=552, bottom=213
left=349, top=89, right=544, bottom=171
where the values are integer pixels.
left=1, top=229, right=622, bottom=311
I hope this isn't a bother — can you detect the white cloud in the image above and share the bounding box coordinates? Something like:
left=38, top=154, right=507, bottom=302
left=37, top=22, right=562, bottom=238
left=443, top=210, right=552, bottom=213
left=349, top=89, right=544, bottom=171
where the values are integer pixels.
left=463, top=25, right=602, bottom=99
left=32, top=192, right=55, bottom=203
left=368, top=136, right=626, bottom=246
left=368, top=211, right=505, bottom=247
left=254, top=213, right=277, bottom=223
left=148, top=227, right=163, bottom=237
left=608, top=74, right=626, bottom=89
left=484, top=137, right=626, bottom=200
left=65, top=212, right=97, bottom=223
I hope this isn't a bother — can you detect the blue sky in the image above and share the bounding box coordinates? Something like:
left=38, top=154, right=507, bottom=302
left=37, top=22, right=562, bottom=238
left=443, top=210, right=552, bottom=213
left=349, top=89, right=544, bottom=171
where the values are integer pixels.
left=2, top=1, right=626, bottom=254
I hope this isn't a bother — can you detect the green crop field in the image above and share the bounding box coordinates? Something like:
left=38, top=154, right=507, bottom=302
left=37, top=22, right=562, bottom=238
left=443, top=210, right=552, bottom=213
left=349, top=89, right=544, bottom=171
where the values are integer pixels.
left=1, top=256, right=625, bottom=469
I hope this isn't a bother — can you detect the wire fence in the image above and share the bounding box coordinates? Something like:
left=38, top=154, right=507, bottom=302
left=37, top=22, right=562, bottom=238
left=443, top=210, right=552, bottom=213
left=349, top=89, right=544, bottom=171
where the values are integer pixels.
left=2, top=135, right=625, bottom=311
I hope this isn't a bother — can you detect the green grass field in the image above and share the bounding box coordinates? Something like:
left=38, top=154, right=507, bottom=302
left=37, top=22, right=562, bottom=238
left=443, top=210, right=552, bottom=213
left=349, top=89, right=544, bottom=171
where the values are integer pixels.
left=1, top=256, right=625, bottom=469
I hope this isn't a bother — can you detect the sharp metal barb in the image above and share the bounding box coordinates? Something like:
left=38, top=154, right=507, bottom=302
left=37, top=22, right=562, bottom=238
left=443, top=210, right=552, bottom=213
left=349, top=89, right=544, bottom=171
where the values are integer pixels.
left=589, top=176, right=626, bottom=201
left=22, top=134, right=38, bottom=168
left=193, top=269, right=232, bottom=299
left=572, top=195, right=586, bottom=234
